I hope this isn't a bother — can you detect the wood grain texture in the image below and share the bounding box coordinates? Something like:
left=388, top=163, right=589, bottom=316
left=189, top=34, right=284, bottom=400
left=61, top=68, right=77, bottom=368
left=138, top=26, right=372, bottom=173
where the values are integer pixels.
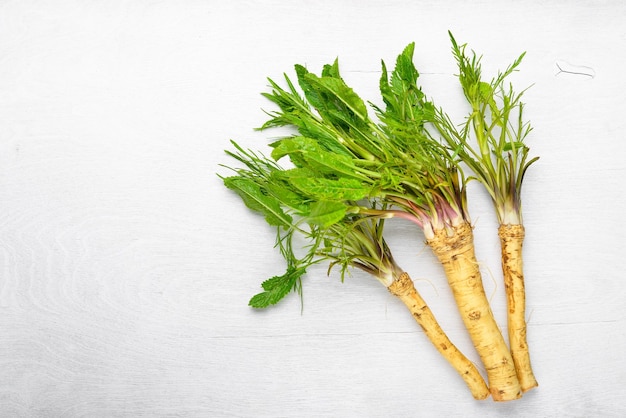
left=1, top=0, right=626, bottom=416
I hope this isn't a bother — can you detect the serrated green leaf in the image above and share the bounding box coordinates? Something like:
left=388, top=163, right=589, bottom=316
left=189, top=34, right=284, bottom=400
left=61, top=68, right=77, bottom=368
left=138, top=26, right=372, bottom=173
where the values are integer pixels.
left=265, top=174, right=310, bottom=213
left=297, top=120, right=353, bottom=157
left=289, top=176, right=369, bottom=201
left=307, top=200, right=347, bottom=227
left=378, top=42, right=429, bottom=137
left=379, top=60, right=397, bottom=110
left=271, top=137, right=361, bottom=180
left=295, top=64, right=326, bottom=111
left=223, top=176, right=292, bottom=227
left=295, top=62, right=368, bottom=122
left=322, top=58, right=341, bottom=78
left=249, top=266, right=305, bottom=308
left=391, top=49, right=418, bottom=95
left=270, top=136, right=320, bottom=161
left=277, top=167, right=316, bottom=179
left=303, top=151, right=361, bottom=179
left=307, top=75, right=368, bottom=121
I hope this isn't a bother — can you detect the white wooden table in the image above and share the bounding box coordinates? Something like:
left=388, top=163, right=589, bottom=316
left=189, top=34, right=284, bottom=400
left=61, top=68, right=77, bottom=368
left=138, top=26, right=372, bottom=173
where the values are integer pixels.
left=2, top=1, right=625, bottom=416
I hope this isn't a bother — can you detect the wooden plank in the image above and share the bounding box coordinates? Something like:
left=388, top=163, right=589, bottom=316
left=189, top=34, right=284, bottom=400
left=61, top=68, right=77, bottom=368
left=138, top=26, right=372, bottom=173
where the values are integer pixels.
left=1, top=0, right=626, bottom=416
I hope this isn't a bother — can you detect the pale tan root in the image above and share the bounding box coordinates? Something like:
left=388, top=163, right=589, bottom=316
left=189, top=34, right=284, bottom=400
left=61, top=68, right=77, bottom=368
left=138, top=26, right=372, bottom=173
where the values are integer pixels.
left=427, top=222, right=521, bottom=401
left=498, top=224, right=538, bottom=392
left=388, top=272, right=490, bottom=400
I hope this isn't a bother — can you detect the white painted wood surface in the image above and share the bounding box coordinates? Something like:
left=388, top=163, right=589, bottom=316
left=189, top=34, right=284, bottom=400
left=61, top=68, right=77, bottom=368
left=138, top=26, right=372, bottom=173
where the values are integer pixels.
left=1, top=1, right=625, bottom=416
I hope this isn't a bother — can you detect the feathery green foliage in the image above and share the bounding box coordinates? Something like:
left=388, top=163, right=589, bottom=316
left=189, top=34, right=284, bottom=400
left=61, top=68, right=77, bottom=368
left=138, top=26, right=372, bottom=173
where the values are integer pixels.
left=220, top=142, right=400, bottom=307
left=432, top=32, right=539, bottom=225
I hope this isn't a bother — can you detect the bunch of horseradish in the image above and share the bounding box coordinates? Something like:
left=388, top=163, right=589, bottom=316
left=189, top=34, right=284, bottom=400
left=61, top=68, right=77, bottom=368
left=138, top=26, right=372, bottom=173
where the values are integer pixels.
left=219, top=33, right=538, bottom=401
